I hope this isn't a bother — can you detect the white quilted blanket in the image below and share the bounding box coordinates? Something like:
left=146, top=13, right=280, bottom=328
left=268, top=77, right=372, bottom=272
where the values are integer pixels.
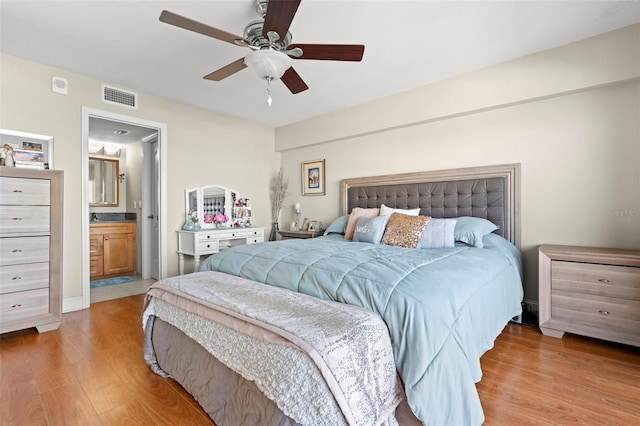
left=143, top=271, right=403, bottom=426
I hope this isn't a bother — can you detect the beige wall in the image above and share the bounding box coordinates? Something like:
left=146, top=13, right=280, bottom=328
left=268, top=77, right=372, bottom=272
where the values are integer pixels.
left=0, top=54, right=277, bottom=305
left=2, top=23, right=637, bottom=310
left=276, top=24, right=640, bottom=305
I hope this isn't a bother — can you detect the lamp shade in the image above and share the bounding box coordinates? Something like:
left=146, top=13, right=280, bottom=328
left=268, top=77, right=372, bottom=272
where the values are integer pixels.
left=244, top=49, right=292, bottom=80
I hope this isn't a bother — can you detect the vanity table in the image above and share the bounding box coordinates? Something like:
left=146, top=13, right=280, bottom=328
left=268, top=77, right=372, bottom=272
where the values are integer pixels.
left=177, top=184, right=263, bottom=274
left=177, top=227, right=264, bottom=275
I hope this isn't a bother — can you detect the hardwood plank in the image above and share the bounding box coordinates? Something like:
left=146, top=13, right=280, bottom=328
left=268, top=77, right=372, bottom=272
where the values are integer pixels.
left=2, top=294, right=639, bottom=425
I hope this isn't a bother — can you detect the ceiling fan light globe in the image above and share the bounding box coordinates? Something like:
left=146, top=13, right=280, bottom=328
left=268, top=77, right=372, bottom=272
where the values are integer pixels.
left=244, top=49, right=292, bottom=80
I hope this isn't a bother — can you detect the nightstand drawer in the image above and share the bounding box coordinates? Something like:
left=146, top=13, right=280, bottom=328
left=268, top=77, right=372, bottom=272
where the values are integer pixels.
left=552, top=261, right=640, bottom=300
left=0, top=288, right=50, bottom=323
left=552, top=292, right=640, bottom=344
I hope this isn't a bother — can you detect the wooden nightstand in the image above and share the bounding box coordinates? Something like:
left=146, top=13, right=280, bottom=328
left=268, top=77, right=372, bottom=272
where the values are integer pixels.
left=538, top=245, right=640, bottom=347
left=278, top=230, right=323, bottom=239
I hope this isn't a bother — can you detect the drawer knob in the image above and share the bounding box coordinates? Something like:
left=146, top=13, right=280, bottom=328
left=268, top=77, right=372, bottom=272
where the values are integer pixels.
left=12, top=217, right=23, bottom=221
left=11, top=249, right=22, bottom=253
left=11, top=304, right=22, bottom=308
left=12, top=189, right=23, bottom=193
left=207, top=235, right=211, bottom=239
left=598, top=310, right=610, bottom=315
left=598, top=279, right=610, bottom=284
left=11, top=276, right=22, bottom=280
left=232, top=233, right=236, bottom=237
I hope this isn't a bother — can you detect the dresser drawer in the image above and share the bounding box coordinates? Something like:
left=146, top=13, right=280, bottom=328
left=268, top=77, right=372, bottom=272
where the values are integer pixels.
left=0, top=205, right=50, bottom=234
left=0, top=262, right=49, bottom=294
left=0, top=236, right=50, bottom=266
left=0, top=288, right=50, bottom=323
left=0, top=177, right=50, bottom=205
left=552, top=261, right=640, bottom=300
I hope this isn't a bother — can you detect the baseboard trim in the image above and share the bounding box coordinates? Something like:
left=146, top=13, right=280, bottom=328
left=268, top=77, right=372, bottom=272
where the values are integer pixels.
left=63, top=296, right=85, bottom=313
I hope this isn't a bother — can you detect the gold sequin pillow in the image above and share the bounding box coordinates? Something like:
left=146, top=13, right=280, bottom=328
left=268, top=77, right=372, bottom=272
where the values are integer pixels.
left=381, top=213, right=431, bottom=249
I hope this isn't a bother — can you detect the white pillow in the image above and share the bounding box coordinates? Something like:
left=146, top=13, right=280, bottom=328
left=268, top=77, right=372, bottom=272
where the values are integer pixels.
left=418, top=218, right=457, bottom=249
left=380, top=204, right=421, bottom=217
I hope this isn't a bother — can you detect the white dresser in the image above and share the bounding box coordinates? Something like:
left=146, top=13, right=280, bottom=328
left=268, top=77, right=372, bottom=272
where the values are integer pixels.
left=177, top=227, right=264, bottom=275
left=0, top=167, right=63, bottom=334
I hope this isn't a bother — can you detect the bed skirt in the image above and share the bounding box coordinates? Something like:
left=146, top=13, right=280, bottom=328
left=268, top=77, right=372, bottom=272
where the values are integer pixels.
left=145, top=316, right=422, bottom=426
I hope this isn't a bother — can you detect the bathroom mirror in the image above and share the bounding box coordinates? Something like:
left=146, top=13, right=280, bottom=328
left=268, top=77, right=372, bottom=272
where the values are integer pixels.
left=89, top=157, right=119, bottom=206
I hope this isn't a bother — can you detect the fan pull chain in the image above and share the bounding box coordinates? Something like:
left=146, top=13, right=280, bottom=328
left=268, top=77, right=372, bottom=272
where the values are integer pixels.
left=266, top=76, right=273, bottom=108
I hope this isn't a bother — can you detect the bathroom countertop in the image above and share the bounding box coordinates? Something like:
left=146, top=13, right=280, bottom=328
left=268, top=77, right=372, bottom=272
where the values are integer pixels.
left=90, top=212, right=137, bottom=223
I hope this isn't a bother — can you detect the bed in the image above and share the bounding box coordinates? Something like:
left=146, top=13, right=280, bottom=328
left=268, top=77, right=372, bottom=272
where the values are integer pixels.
left=143, top=163, right=524, bottom=426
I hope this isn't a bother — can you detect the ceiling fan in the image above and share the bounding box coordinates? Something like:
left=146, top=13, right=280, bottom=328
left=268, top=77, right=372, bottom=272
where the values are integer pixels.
left=159, top=0, right=365, bottom=104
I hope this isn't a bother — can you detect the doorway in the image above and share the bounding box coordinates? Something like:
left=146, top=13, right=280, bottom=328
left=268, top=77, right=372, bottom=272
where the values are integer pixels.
left=81, top=107, right=167, bottom=308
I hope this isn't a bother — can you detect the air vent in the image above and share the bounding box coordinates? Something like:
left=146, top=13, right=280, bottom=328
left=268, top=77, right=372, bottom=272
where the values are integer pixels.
left=101, top=84, right=138, bottom=109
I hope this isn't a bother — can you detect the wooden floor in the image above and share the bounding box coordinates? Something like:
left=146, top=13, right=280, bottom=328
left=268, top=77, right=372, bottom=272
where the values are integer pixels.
left=1, top=294, right=639, bottom=425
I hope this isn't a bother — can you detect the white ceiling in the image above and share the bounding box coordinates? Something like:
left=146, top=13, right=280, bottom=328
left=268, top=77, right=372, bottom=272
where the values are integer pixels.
left=2, top=1, right=639, bottom=129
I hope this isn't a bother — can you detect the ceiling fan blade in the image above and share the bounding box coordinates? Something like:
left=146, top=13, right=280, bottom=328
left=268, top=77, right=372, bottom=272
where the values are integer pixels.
left=203, top=58, right=247, bottom=81
left=263, top=0, right=301, bottom=40
left=160, top=10, right=246, bottom=46
left=281, top=67, right=308, bottom=94
left=288, top=44, right=365, bottom=61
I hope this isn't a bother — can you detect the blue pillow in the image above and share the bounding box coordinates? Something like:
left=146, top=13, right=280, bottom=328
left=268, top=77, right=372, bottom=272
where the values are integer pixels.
left=418, top=218, right=457, bottom=249
left=353, top=215, right=387, bottom=244
left=454, top=216, right=498, bottom=248
left=323, top=214, right=349, bottom=236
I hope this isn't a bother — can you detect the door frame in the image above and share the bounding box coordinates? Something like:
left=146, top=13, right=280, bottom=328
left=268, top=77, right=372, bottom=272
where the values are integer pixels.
left=81, top=107, right=168, bottom=308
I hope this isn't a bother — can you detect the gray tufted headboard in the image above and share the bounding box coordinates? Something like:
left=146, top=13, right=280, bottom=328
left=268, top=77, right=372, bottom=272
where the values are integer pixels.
left=341, top=164, right=521, bottom=248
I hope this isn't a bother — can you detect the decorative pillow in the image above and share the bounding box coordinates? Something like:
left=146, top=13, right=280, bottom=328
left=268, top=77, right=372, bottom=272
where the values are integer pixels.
left=454, top=216, right=498, bottom=248
left=418, top=218, right=457, bottom=249
left=323, top=215, right=349, bottom=236
left=379, top=204, right=420, bottom=218
left=381, top=213, right=431, bottom=249
left=344, top=208, right=380, bottom=240
left=353, top=215, right=387, bottom=244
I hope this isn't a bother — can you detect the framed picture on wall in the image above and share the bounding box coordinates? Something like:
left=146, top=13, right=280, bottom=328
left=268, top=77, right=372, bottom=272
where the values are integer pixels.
left=302, top=159, right=325, bottom=196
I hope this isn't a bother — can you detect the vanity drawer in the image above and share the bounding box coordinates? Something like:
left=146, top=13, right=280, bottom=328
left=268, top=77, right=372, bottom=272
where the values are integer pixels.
left=246, top=235, right=264, bottom=244
left=197, top=240, right=219, bottom=254
left=0, top=236, right=50, bottom=266
left=247, top=228, right=264, bottom=238
left=0, top=288, right=50, bottom=323
left=204, top=230, right=247, bottom=240
left=0, top=205, right=50, bottom=234
left=0, top=177, right=50, bottom=205
left=0, top=262, right=49, bottom=294
left=552, top=261, right=640, bottom=300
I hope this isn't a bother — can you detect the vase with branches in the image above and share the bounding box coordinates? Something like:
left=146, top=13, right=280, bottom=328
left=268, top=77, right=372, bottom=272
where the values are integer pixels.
left=269, top=167, right=288, bottom=241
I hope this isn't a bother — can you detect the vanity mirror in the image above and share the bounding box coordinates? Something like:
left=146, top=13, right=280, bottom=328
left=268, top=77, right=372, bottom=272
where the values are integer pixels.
left=89, top=157, right=119, bottom=206
left=184, top=185, right=251, bottom=229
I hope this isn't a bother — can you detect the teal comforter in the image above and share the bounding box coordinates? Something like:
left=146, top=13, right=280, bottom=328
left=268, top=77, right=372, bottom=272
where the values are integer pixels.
left=199, top=233, right=523, bottom=426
